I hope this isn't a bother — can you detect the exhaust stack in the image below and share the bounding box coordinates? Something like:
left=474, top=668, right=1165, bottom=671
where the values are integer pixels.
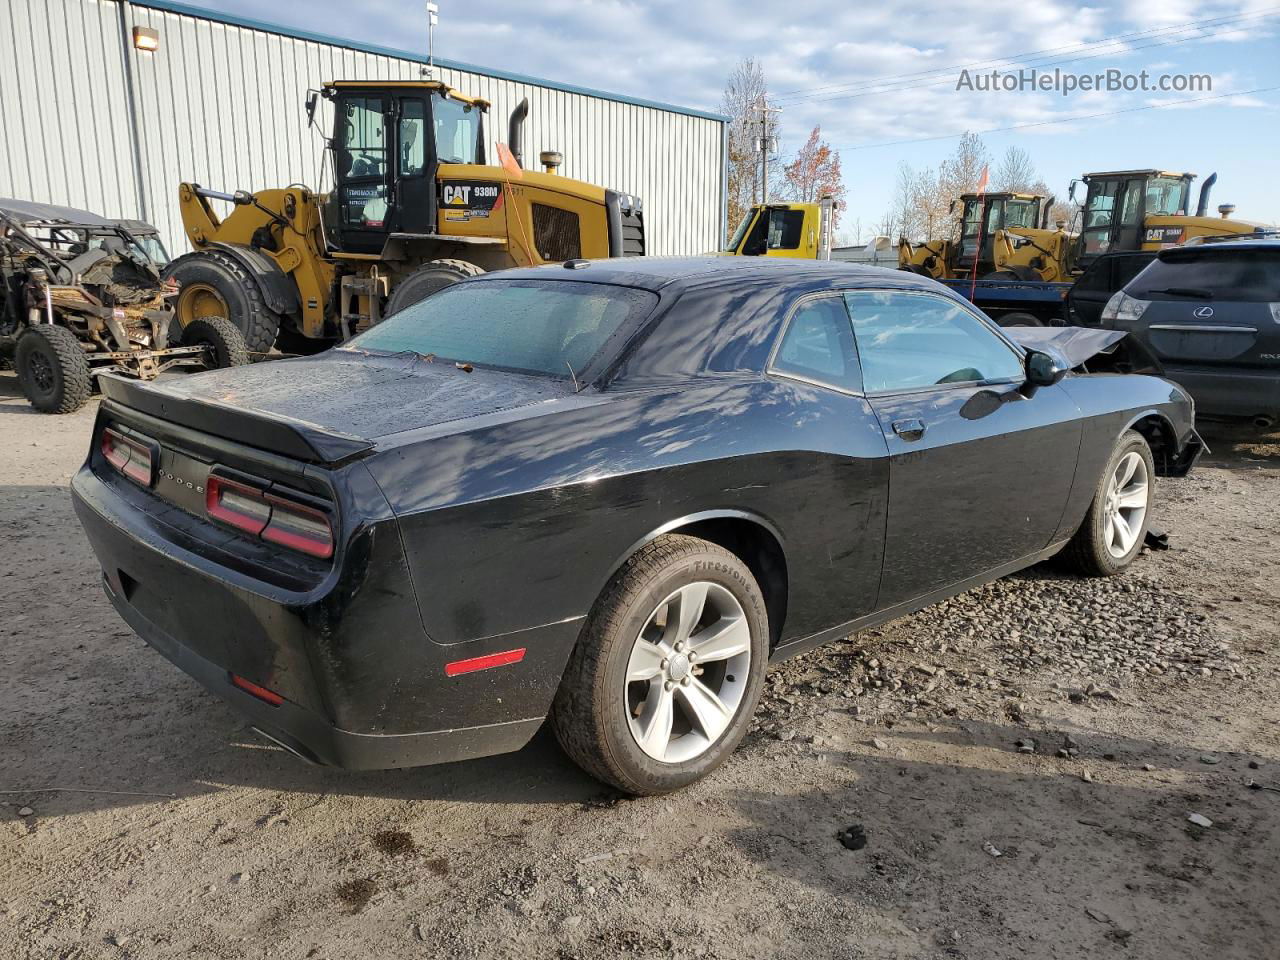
left=1195, top=172, right=1218, bottom=217
left=507, top=98, right=529, bottom=167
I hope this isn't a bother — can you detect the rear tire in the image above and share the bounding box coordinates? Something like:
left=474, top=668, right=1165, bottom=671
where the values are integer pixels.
left=1063, top=430, right=1155, bottom=577
left=182, top=316, right=250, bottom=369
left=552, top=535, right=768, bottom=796
left=164, top=251, right=282, bottom=355
left=15, top=325, right=93, bottom=414
left=385, top=259, right=484, bottom=317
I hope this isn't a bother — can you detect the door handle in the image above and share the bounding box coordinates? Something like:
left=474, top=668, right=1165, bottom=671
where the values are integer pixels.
left=892, top=418, right=926, bottom=441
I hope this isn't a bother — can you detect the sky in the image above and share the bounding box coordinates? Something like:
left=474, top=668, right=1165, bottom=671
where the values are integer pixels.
left=202, top=0, right=1280, bottom=240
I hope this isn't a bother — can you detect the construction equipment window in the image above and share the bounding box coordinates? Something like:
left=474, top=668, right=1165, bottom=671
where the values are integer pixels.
left=338, top=96, right=387, bottom=178
left=400, top=100, right=426, bottom=176
left=1145, top=177, right=1187, bottom=216
left=434, top=96, right=480, bottom=164
left=1004, top=202, right=1038, bottom=229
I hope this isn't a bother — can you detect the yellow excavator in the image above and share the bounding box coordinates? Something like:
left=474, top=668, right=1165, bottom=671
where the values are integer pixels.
left=722, top=198, right=836, bottom=259
left=165, top=80, right=645, bottom=353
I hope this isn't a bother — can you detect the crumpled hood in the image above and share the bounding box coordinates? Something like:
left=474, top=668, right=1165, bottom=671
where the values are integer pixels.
left=151, top=349, right=574, bottom=440
left=1004, top=326, right=1128, bottom=368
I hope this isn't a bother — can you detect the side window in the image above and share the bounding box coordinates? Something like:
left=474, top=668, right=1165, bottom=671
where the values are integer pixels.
left=399, top=100, right=426, bottom=176
left=845, top=291, right=1024, bottom=393
left=770, top=297, right=861, bottom=393
left=767, top=209, right=806, bottom=250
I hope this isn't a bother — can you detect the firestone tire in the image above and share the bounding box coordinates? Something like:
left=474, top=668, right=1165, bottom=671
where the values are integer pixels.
left=182, top=316, right=250, bottom=369
left=15, top=325, right=93, bottom=414
left=164, top=251, right=281, bottom=355
left=1063, top=430, right=1155, bottom=577
left=384, top=259, right=485, bottom=317
left=551, top=534, right=769, bottom=796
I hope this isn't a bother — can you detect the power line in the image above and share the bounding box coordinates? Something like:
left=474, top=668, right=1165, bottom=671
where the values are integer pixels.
left=832, top=85, right=1280, bottom=152
left=772, top=8, right=1278, bottom=104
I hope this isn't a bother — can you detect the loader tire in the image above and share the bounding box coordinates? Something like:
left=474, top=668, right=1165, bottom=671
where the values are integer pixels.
left=15, top=324, right=93, bottom=414
left=385, top=259, right=485, bottom=317
left=164, top=251, right=282, bottom=356
left=182, top=316, right=250, bottom=369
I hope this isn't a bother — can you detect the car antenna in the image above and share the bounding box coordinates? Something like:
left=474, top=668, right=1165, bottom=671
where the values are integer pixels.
left=565, top=360, right=581, bottom=392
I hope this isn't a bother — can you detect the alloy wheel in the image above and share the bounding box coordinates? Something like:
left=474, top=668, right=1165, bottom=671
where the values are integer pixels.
left=625, top=582, right=752, bottom=763
left=1104, top=451, right=1149, bottom=558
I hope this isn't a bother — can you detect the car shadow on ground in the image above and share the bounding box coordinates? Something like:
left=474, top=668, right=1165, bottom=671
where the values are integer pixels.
left=1196, top=421, right=1279, bottom=469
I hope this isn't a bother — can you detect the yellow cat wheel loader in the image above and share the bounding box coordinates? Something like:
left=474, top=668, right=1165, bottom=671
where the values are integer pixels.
left=897, top=192, right=1054, bottom=281
left=165, top=80, right=645, bottom=354
left=1070, top=169, right=1264, bottom=267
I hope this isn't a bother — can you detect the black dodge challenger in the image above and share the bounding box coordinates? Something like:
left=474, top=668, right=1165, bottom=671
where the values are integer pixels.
left=72, top=258, right=1202, bottom=795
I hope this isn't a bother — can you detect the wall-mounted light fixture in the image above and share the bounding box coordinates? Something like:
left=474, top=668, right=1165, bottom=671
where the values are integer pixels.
left=132, top=26, right=160, bottom=52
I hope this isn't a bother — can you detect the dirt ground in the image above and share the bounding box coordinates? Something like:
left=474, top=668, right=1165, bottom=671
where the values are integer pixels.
left=2, top=370, right=1278, bottom=960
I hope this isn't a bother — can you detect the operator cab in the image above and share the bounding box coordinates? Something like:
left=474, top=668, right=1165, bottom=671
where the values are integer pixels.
left=1073, top=170, right=1193, bottom=264
left=954, top=193, right=1046, bottom=274
left=315, top=81, right=489, bottom=254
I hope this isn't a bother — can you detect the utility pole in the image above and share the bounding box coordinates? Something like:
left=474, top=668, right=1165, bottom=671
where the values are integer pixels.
left=754, top=97, right=780, bottom=204
left=422, top=2, right=439, bottom=77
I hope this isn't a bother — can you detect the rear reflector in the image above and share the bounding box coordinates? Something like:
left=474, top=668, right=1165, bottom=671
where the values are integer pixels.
left=231, top=674, right=285, bottom=706
left=206, top=473, right=334, bottom=559
left=444, top=648, right=527, bottom=677
left=101, top=427, right=155, bottom=487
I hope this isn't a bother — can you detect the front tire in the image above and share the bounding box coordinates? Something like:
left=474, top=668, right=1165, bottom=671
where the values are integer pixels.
left=1063, top=430, right=1154, bottom=576
left=997, top=311, right=1044, bottom=327
left=182, top=316, right=250, bottom=369
left=15, top=325, right=93, bottom=414
left=385, top=259, right=484, bottom=317
left=552, top=535, right=768, bottom=795
left=164, top=251, right=281, bottom=355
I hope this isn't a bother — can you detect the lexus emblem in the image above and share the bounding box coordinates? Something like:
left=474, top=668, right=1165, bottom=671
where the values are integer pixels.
left=1193, top=306, right=1214, bottom=319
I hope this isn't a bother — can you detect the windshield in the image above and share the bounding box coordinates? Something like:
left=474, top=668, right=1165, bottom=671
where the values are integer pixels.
left=345, top=279, right=658, bottom=377
left=1128, top=249, right=1280, bottom=302
left=725, top=210, right=756, bottom=252
left=434, top=95, right=481, bottom=164
left=1146, top=176, right=1190, bottom=217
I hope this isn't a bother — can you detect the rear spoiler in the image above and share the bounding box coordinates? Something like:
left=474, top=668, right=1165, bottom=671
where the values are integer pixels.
left=97, top=375, right=374, bottom=465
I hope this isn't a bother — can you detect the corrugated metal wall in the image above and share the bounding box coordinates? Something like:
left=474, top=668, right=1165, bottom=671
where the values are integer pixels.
left=0, top=0, right=727, bottom=256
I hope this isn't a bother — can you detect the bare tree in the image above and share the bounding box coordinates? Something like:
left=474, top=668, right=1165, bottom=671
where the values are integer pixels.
left=938, top=131, right=991, bottom=200
left=721, top=58, right=768, bottom=240
left=994, top=146, right=1038, bottom=193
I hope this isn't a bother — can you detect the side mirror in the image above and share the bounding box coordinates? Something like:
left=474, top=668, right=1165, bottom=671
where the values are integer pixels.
left=1068, top=180, right=1078, bottom=203
left=1023, top=347, right=1070, bottom=394
left=305, top=90, right=319, bottom=129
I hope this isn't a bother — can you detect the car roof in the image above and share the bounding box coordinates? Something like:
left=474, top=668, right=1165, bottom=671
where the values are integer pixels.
left=470, top=256, right=943, bottom=295
left=0, top=197, right=115, bottom=227
left=1158, top=238, right=1280, bottom=260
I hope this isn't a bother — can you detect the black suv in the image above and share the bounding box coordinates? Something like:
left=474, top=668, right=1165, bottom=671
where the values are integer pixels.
left=1099, top=239, right=1280, bottom=426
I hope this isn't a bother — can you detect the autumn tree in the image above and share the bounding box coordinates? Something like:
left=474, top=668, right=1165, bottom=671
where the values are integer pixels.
left=994, top=146, right=1037, bottom=192
left=937, top=131, right=991, bottom=200
left=781, top=126, right=848, bottom=227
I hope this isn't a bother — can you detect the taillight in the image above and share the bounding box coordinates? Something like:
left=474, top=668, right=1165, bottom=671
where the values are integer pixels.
left=206, top=473, right=334, bottom=559
left=101, top=427, right=155, bottom=487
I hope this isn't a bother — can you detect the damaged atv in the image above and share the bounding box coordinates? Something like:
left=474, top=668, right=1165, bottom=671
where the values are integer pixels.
left=1, top=199, right=247, bottom=414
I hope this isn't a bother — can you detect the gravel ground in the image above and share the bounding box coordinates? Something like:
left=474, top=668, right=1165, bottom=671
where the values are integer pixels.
left=1, top=372, right=1278, bottom=960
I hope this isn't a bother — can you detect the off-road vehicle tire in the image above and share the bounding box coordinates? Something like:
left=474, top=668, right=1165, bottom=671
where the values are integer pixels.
left=552, top=534, right=769, bottom=796
left=182, top=316, right=250, bottom=369
left=1063, top=430, right=1155, bottom=577
left=997, top=311, right=1044, bottom=327
left=15, top=325, right=93, bottom=414
left=385, top=259, right=485, bottom=317
left=164, top=250, right=282, bottom=355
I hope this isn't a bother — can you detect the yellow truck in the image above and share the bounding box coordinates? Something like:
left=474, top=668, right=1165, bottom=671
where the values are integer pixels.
left=722, top=198, right=836, bottom=259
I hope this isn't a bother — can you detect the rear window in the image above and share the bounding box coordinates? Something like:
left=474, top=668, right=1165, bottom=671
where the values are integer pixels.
left=345, top=279, right=658, bottom=377
left=1128, top=248, right=1280, bottom=302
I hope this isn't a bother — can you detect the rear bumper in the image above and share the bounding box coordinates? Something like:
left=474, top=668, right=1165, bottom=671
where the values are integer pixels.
left=1164, top=364, right=1280, bottom=420
left=104, top=577, right=543, bottom=769
left=71, top=464, right=579, bottom=770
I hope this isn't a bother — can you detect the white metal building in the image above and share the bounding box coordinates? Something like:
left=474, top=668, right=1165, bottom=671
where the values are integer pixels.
left=0, top=0, right=728, bottom=255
